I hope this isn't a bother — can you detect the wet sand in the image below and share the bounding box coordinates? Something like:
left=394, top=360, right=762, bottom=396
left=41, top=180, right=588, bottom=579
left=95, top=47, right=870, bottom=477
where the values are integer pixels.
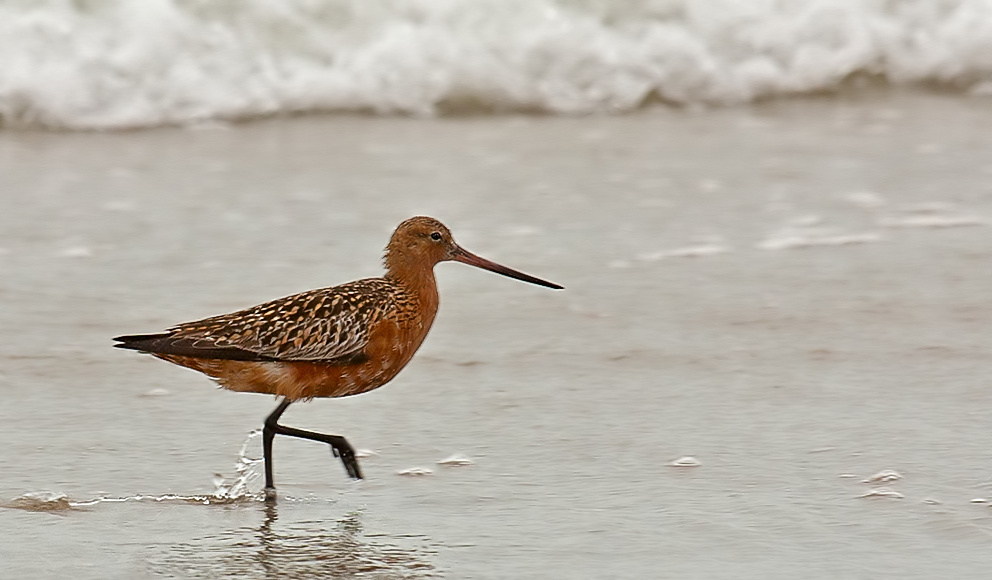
left=2, top=90, right=992, bottom=578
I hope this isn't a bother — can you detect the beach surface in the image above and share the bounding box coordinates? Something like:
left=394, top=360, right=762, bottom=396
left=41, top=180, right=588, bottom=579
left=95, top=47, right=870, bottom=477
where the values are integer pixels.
left=1, top=90, right=992, bottom=578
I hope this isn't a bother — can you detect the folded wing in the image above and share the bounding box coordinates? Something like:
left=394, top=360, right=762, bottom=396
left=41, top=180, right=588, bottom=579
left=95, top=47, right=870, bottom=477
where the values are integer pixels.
left=114, top=281, right=396, bottom=365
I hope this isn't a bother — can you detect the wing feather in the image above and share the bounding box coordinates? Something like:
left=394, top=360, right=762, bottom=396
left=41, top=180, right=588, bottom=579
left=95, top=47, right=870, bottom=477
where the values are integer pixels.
left=114, top=279, right=401, bottom=363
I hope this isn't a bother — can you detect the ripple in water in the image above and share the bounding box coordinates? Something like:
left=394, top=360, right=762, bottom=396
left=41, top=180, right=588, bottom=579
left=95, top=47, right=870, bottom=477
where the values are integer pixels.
left=146, top=508, right=437, bottom=579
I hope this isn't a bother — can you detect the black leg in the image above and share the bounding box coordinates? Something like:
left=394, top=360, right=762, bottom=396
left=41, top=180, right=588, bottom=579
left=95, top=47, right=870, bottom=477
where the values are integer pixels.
left=262, top=398, right=363, bottom=500
left=262, top=398, right=291, bottom=499
left=268, top=424, right=364, bottom=481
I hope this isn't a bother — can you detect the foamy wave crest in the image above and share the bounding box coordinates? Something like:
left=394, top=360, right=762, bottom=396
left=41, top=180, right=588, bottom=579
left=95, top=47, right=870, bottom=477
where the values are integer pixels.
left=2, top=0, right=991, bottom=129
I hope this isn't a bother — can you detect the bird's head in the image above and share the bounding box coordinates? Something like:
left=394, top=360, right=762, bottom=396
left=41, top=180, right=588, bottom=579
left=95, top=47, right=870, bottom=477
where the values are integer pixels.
left=384, top=216, right=563, bottom=290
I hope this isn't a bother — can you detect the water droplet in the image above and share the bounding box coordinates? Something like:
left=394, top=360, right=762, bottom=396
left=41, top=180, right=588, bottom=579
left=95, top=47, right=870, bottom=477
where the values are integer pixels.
left=669, top=456, right=701, bottom=467
left=437, top=453, right=474, bottom=466
left=842, top=191, right=885, bottom=208
left=57, top=246, right=92, bottom=258
left=396, top=467, right=433, bottom=476
left=862, top=469, right=902, bottom=484
left=859, top=487, right=904, bottom=499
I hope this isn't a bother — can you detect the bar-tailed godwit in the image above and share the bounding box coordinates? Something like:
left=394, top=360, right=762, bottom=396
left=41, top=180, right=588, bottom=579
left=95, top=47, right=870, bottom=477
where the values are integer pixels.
left=114, top=216, right=562, bottom=499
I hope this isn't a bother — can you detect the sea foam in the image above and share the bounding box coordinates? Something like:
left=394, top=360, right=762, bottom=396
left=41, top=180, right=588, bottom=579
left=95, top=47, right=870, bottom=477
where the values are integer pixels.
left=1, top=0, right=991, bottom=129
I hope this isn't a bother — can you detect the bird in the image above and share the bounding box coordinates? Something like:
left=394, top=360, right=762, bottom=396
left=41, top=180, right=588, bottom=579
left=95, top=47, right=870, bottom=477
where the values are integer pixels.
left=113, top=216, right=562, bottom=499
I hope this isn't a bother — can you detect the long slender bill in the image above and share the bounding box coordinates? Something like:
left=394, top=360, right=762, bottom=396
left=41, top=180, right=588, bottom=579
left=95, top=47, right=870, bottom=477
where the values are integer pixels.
left=451, top=246, right=564, bottom=290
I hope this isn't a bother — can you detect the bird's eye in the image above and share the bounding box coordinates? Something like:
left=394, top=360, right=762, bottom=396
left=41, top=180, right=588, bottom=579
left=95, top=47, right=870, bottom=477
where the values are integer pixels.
left=430, top=232, right=442, bottom=241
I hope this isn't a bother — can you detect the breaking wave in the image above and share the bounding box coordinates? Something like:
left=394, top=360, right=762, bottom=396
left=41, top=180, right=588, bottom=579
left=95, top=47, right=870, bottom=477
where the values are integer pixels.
left=2, top=0, right=991, bottom=129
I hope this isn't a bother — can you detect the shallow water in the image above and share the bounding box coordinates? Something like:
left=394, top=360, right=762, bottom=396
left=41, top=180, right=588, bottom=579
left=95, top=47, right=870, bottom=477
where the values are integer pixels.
left=2, top=90, right=992, bottom=578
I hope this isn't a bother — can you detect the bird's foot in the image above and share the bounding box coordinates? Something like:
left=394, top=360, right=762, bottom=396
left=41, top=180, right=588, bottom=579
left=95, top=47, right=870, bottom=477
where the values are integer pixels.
left=329, top=441, right=363, bottom=480
left=264, top=486, right=278, bottom=503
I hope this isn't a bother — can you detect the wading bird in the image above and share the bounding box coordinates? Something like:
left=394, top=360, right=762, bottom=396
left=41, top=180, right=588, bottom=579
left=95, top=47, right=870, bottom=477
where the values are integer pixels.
left=114, top=216, right=562, bottom=499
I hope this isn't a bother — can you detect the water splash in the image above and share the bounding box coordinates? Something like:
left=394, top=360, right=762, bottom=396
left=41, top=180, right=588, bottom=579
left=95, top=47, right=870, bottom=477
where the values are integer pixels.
left=3, top=430, right=277, bottom=512
left=211, top=429, right=265, bottom=501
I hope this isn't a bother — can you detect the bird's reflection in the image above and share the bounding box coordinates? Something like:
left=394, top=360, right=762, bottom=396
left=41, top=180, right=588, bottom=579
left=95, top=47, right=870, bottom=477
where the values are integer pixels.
left=149, top=502, right=436, bottom=579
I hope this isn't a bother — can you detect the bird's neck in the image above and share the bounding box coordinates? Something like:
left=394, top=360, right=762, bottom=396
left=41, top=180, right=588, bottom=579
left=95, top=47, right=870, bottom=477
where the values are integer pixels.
left=383, top=248, right=440, bottom=311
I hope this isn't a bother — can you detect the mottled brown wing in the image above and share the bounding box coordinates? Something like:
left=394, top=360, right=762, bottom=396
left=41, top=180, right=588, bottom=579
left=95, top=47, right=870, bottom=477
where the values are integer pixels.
left=119, top=279, right=400, bottom=363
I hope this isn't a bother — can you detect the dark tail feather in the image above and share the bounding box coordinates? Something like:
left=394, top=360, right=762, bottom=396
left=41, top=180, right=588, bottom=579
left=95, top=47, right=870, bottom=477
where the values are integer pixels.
left=113, top=332, right=365, bottom=364
left=113, top=332, right=277, bottom=361
left=113, top=333, right=175, bottom=353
